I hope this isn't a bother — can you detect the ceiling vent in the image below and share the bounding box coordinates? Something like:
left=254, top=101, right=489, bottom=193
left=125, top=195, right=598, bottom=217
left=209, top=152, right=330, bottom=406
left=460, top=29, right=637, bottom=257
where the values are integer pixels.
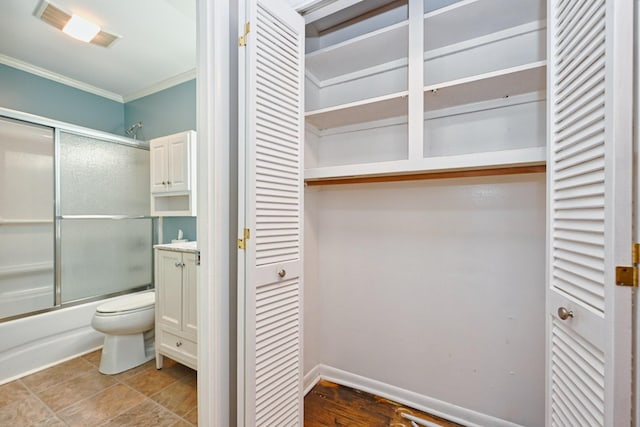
left=34, top=0, right=120, bottom=48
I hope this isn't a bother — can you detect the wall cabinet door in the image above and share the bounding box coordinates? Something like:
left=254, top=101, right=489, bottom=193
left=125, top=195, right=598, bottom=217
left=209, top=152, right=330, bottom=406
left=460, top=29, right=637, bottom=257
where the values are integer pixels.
left=167, top=134, right=190, bottom=192
left=150, top=131, right=193, bottom=194
left=150, top=138, right=169, bottom=194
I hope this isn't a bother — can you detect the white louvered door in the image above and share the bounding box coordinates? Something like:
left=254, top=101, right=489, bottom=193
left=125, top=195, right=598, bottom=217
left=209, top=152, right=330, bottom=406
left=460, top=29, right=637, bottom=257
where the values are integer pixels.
left=547, top=0, right=633, bottom=425
left=238, top=1, right=304, bottom=426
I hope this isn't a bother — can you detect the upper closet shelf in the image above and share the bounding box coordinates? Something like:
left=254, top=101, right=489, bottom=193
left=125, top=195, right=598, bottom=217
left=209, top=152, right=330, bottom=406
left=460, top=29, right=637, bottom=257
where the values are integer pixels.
left=306, top=21, right=408, bottom=84
left=424, top=61, right=546, bottom=111
left=305, top=146, right=546, bottom=182
left=424, top=0, right=546, bottom=51
left=306, top=91, right=408, bottom=129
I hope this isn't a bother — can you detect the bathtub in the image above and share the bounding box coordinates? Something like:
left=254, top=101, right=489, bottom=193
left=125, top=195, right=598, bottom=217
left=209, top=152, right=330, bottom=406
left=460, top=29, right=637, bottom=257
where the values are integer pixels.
left=0, top=294, right=133, bottom=384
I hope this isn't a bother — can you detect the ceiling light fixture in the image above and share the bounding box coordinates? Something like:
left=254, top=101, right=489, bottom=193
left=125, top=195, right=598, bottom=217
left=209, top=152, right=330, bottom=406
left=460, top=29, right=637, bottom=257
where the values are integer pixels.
left=35, top=1, right=120, bottom=48
left=62, top=14, right=100, bottom=43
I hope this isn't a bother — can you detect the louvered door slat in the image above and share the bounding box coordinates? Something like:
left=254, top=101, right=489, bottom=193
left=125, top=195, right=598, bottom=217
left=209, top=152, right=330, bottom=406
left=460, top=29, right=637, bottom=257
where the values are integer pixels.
left=240, top=1, right=304, bottom=425
left=550, top=319, right=605, bottom=425
left=557, top=4, right=603, bottom=60
left=547, top=0, right=632, bottom=424
left=556, top=0, right=602, bottom=56
left=555, top=67, right=604, bottom=110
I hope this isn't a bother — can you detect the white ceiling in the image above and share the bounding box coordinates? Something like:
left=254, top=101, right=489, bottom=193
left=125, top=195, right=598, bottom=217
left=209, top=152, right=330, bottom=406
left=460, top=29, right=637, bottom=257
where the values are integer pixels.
left=0, top=0, right=196, bottom=102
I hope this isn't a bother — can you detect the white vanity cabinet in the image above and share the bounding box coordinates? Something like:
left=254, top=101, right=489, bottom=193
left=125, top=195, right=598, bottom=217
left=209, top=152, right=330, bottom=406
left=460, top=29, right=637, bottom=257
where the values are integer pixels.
left=154, top=244, right=198, bottom=370
left=150, top=130, right=197, bottom=216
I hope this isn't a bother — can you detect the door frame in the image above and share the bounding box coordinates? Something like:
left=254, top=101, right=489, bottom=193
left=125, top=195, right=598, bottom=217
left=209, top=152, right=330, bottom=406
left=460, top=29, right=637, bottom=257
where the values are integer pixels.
left=196, top=0, right=238, bottom=426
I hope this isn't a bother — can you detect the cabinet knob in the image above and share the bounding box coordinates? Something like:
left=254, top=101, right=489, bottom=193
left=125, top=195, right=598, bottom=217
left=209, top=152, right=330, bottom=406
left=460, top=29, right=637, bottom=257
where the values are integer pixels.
left=162, top=181, right=166, bottom=185
left=176, top=341, right=182, bottom=347
left=278, top=269, right=286, bottom=278
left=557, top=307, right=574, bottom=320
left=167, top=181, right=171, bottom=185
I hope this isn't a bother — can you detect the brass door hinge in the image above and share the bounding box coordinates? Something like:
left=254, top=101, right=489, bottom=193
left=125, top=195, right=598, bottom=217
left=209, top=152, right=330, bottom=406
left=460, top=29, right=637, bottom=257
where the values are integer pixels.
left=616, top=243, right=640, bottom=287
left=238, top=228, right=250, bottom=250
left=239, top=22, right=250, bottom=47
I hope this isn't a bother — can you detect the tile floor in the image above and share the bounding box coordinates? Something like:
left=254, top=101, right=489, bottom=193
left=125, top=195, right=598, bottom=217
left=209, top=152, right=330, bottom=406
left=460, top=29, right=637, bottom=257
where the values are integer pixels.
left=0, top=349, right=197, bottom=426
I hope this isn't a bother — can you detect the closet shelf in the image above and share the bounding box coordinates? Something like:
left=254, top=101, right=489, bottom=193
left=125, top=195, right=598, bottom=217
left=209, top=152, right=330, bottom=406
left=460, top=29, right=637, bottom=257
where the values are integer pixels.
left=424, top=61, right=546, bottom=111
left=305, top=91, right=408, bottom=130
left=305, top=61, right=545, bottom=131
left=305, top=146, right=546, bottom=182
left=306, top=20, right=408, bottom=84
left=424, top=0, right=546, bottom=51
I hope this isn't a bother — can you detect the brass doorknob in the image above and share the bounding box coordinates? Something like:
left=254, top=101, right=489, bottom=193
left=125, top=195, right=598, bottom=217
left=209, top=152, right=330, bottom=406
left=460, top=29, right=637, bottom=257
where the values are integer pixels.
left=557, top=307, right=574, bottom=320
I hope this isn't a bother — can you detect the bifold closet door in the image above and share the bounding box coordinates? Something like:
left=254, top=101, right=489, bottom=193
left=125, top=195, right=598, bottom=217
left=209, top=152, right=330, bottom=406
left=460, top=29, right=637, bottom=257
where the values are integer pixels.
left=237, top=1, right=304, bottom=426
left=547, top=0, right=633, bottom=425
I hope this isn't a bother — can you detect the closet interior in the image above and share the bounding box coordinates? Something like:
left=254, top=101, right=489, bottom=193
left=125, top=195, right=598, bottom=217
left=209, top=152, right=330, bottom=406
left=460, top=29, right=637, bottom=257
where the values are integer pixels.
left=301, top=1, right=546, bottom=426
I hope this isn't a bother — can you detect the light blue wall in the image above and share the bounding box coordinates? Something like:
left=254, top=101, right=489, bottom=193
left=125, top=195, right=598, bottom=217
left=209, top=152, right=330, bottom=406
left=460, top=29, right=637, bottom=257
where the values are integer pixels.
left=0, top=64, right=197, bottom=243
left=0, top=64, right=125, bottom=134
left=125, top=80, right=198, bottom=243
left=124, top=80, right=196, bottom=140
left=162, top=217, right=197, bottom=242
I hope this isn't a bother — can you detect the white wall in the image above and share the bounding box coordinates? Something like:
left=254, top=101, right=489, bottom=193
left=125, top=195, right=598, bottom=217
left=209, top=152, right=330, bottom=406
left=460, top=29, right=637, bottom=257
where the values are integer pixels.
left=304, top=173, right=546, bottom=427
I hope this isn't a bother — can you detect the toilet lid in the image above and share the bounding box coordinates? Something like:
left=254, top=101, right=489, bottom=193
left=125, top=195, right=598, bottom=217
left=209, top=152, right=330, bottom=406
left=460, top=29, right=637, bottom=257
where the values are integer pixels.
left=96, top=291, right=155, bottom=314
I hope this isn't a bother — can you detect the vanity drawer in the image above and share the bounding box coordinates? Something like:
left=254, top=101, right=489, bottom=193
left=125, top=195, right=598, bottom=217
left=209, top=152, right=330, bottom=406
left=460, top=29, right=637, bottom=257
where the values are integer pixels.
left=158, top=329, right=197, bottom=369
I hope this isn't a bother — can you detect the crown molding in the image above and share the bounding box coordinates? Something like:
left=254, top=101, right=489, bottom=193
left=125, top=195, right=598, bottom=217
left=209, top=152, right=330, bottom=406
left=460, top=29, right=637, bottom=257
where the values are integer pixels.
left=0, top=53, right=124, bottom=102
left=123, top=69, right=197, bottom=103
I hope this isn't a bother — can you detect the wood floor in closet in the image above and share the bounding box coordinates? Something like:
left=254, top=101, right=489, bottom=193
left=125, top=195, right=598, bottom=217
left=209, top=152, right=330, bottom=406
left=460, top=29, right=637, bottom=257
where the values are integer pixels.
left=304, top=380, right=463, bottom=426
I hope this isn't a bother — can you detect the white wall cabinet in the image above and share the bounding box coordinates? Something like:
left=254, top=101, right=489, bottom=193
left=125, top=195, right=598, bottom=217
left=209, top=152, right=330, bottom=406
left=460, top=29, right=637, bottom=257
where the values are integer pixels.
left=155, top=247, right=198, bottom=370
left=150, top=130, right=197, bottom=216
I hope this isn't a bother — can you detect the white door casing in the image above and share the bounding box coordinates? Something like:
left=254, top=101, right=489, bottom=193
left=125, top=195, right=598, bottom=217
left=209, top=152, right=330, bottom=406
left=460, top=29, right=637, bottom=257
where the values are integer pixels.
left=238, top=1, right=305, bottom=426
left=546, top=0, right=633, bottom=425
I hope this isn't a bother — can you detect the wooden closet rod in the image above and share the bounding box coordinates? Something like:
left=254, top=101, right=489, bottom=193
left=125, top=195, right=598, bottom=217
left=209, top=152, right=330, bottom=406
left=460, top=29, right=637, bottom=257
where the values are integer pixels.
left=305, top=165, right=546, bottom=186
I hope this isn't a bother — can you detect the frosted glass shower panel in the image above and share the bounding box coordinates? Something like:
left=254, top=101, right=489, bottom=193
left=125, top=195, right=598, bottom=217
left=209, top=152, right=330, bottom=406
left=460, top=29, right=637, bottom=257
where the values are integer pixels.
left=60, top=132, right=150, bottom=216
left=0, top=117, right=54, bottom=319
left=60, top=218, right=152, bottom=303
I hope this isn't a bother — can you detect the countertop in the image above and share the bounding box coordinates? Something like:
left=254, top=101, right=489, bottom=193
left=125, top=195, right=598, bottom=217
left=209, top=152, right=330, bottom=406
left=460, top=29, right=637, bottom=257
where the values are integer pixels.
left=154, top=241, right=199, bottom=254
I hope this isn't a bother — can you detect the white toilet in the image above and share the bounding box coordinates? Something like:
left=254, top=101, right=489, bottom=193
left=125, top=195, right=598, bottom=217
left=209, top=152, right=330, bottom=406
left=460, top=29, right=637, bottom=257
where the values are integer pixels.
left=91, top=291, right=156, bottom=375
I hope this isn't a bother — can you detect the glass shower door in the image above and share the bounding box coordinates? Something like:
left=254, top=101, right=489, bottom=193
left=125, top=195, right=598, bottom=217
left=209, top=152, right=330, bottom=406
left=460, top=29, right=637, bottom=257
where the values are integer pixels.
left=59, top=131, right=151, bottom=303
left=0, top=117, right=54, bottom=319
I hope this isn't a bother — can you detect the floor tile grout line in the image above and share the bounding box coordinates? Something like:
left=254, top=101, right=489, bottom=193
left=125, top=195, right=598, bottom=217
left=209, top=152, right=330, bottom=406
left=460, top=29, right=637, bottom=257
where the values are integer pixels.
left=99, top=381, right=197, bottom=427
left=117, top=367, right=181, bottom=399
left=144, top=373, right=198, bottom=423
left=179, top=406, right=198, bottom=426
left=117, top=375, right=189, bottom=418
left=21, top=357, right=96, bottom=396
left=34, top=371, right=119, bottom=415
left=18, top=378, right=70, bottom=426
left=53, top=383, right=125, bottom=420
left=72, top=382, right=148, bottom=427
left=94, top=397, right=154, bottom=427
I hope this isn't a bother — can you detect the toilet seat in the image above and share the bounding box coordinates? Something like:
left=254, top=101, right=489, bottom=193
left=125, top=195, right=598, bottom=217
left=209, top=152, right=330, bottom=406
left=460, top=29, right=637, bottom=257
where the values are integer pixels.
left=96, top=291, right=155, bottom=315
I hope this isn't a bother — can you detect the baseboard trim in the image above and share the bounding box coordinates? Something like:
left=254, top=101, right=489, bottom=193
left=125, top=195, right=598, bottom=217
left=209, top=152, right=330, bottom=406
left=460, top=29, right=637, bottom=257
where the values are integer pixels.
left=303, top=364, right=524, bottom=427
left=303, top=364, right=322, bottom=396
